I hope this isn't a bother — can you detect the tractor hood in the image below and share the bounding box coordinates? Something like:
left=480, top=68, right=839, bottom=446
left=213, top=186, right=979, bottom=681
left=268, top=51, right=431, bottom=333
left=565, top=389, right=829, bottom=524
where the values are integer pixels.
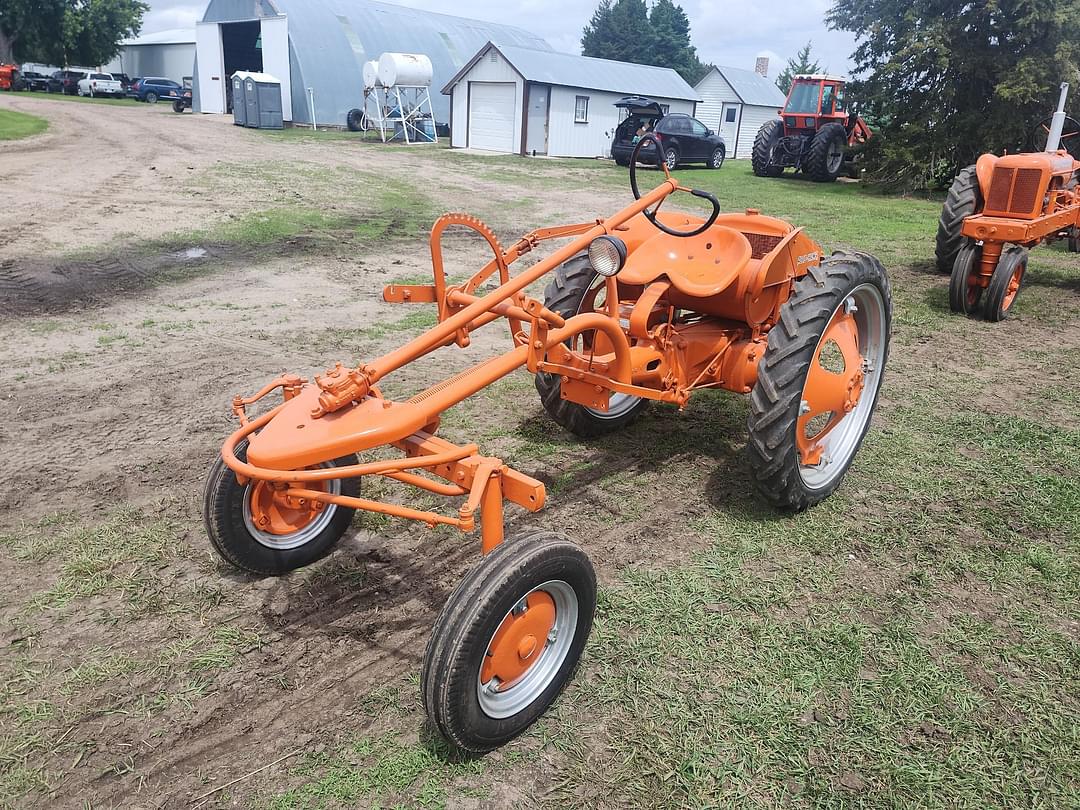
left=614, top=96, right=665, bottom=117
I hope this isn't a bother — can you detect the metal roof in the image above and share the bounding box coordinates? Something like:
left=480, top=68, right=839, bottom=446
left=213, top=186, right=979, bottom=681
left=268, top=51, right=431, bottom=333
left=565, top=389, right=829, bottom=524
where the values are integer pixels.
left=699, top=65, right=787, bottom=108
left=444, top=43, right=700, bottom=102
left=121, top=28, right=196, bottom=46
left=198, top=0, right=551, bottom=124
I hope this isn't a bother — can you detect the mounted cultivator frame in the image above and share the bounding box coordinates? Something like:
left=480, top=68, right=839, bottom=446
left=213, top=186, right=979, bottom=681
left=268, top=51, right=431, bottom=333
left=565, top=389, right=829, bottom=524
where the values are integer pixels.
left=205, top=136, right=892, bottom=753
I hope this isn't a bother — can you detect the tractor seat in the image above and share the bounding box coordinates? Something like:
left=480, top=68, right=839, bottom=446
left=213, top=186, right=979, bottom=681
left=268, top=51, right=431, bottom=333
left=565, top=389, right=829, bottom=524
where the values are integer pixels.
left=618, top=226, right=752, bottom=298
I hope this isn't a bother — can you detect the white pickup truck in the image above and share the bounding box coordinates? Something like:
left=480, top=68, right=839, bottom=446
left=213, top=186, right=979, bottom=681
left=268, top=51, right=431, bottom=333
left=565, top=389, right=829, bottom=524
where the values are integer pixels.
left=77, top=72, right=125, bottom=98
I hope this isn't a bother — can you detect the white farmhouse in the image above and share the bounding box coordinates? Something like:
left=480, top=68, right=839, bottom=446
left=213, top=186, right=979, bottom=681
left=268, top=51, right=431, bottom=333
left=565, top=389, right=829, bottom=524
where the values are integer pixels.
left=694, top=66, right=787, bottom=159
left=443, top=42, right=700, bottom=158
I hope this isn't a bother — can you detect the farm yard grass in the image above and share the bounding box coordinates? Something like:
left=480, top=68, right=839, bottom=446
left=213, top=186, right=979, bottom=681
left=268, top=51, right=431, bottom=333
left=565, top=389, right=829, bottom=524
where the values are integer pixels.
left=0, top=96, right=1077, bottom=809
left=0, top=109, right=48, bottom=141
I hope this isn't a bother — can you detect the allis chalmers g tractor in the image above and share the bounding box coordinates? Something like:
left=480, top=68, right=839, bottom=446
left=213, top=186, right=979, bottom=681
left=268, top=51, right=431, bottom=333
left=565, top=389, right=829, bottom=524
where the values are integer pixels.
left=0, top=63, right=25, bottom=92
left=752, top=74, right=873, bottom=183
left=936, top=83, right=1080, bottom=321
left=204, top=135, right=892, bottom=753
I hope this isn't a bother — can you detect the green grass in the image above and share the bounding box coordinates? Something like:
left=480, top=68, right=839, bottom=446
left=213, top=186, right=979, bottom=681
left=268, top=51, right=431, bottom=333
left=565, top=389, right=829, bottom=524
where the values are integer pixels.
left=16, top=90, right=145, bottom=107
left=0, top=108, right=48, bottom=140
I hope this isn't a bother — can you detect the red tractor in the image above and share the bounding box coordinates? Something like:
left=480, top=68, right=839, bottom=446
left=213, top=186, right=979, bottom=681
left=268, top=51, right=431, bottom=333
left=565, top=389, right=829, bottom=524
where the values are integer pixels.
left=752, top=75, right=872, bottom=183
left=0, top=63, right=25, bottom=92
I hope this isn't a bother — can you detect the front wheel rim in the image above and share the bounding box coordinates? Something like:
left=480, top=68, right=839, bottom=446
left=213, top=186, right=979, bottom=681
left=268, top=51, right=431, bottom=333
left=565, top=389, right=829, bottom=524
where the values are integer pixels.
left=713, top=149, right=724, bottom=167
left=796, top=283, right=887, bottom=490
left=476, top=579, right=578, bottom=719
left=242, top=467, right=341, bottom=550
left=1001, top=261, right=1025, bottom=310
left=666, top=150, right=677, bottom=168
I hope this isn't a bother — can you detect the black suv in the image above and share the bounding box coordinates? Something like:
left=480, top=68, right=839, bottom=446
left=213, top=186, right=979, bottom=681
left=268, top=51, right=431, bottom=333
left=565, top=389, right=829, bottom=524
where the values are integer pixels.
left=47, top=70, right=84, bottom=95
left=611, top=97, right=727, bottom=170
left=21, top=71, right=50, bottom=92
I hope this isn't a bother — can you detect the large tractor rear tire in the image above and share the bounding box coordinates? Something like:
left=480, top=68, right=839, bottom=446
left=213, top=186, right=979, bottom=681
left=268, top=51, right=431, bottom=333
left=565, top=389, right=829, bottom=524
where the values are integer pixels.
left=935, top=166, right=981, bottom=273
left=535, top=253, right=648, bottom=437
left=747, top=251, right=891, bottom=511
left=806, top=123, right=848, bottom=182
left=752, top=119, right=784, bottom=177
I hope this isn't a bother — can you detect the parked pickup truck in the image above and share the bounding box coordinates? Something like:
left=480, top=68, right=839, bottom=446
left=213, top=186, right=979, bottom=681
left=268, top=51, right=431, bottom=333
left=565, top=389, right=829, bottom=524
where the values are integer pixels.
left=77, top=72, right=125, bottom=98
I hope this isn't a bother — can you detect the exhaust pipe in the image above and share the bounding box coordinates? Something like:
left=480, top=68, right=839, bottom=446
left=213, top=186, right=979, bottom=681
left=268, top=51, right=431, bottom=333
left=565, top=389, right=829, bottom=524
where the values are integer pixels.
left=1044, top=82, right=1070, bottom=153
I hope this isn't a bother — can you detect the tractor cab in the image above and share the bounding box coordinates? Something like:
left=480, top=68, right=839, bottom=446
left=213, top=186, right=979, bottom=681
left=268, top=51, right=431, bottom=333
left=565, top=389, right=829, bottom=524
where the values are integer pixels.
left=781, top=75, right=850, bottom=135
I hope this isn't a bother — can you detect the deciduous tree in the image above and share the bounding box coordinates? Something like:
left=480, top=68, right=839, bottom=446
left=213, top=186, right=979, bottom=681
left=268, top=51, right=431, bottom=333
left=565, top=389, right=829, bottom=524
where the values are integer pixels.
left=0, top=0, right=146, bottom=67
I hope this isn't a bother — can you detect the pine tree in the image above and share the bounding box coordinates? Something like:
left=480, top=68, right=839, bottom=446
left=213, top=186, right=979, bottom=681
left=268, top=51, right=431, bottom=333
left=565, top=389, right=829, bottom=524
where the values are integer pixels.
left=776, top=42, right=823, bottom=94
left=581, top=0, right=707, bottom=84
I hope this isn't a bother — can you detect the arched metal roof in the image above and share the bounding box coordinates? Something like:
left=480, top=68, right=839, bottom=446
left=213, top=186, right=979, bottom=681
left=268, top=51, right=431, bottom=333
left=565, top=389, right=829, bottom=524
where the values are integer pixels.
left=198, top=0, right=551, bottom=124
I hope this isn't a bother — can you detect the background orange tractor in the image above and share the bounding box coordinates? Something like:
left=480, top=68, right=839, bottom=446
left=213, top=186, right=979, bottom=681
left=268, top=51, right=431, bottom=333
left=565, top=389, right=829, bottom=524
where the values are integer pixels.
left=0, top=63, right=25, bottom=92
left=204, top=136, right=892, bottom=753
left=936, top=82, right=1079, bottom=321
left=752, top=74, right=873, bottom=182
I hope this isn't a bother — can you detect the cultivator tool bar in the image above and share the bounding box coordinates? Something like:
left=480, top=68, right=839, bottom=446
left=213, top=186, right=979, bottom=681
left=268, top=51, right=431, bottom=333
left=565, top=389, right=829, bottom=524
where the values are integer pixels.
left=206, top=135, right=891, bottom=754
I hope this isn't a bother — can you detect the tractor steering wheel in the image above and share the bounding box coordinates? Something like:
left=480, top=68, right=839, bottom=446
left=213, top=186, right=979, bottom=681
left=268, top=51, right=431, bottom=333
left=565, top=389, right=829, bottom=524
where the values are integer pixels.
left=1029, top=114, right=1080, bottom=159
left=628, top=133, right=721, bottom=238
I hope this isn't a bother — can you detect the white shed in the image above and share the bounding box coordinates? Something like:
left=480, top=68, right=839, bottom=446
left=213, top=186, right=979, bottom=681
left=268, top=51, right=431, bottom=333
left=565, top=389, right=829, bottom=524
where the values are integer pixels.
left=443, top=43, right=700, bottom=158
left=102, top=29, right=196, bottom=83
left=694, top=66, right=787, bottom=159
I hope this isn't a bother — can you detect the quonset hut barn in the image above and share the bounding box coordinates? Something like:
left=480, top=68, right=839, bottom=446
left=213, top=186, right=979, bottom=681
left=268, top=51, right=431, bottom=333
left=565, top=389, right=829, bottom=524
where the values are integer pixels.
left=193, top=0, right=551, bottom=127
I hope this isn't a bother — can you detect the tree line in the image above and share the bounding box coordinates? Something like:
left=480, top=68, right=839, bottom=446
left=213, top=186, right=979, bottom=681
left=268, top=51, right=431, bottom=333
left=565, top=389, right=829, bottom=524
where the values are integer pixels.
left=0, top=0, right=147, bottom=68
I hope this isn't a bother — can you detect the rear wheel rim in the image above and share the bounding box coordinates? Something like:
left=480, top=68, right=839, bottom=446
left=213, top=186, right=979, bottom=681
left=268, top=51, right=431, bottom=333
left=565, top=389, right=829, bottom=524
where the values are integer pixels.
left=797, top=283, right=887, bottom=490
left=827, top=140, right=844, bottom=173
left=242, top=465, right=341, bottom=550
left=476, top=580, right=578, bottom=719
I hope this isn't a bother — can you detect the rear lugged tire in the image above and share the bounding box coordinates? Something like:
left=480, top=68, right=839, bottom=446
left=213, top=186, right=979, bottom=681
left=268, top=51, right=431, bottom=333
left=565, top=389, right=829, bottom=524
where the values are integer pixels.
left=203, top=439, right=359, bottom=576
left=747, top=251, right=891, bottom=511
left=806, top=123, right=847, bottom=182
left=535, top=253, right=648, bottom=437
left=935, top=166, right=981, bottom=273
left=752, top=119, right=784, bottom=177
left=421, top=529, right=596, bottom=754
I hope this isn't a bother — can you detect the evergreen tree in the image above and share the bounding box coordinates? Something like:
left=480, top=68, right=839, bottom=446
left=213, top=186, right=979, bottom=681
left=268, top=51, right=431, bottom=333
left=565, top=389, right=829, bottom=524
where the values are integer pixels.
left=828, top=0, right=1080, bottom=190
left=776, top=41, right=823, bottom=94
left=581, top=0, right=707, bottom=84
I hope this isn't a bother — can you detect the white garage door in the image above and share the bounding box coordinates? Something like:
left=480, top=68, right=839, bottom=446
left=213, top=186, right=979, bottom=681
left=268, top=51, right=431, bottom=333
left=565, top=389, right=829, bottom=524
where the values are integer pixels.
left=469, top=82, right=516, bottom=152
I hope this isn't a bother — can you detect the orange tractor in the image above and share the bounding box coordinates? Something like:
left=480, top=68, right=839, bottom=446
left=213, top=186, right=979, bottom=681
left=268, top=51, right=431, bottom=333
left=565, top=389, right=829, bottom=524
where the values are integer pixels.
left=204, top=136, right=892, bottom=753
left=752, top=74, right=873, bottom=182
left=936, top=82, right=1080, bottom=321
left=0, top=63, right=25, bottom=92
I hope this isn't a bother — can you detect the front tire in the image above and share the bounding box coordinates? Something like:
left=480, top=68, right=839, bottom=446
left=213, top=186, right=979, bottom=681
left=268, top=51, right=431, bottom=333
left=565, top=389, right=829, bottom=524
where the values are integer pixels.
left=949, top=242, right=983, bottom=316
left=664, top=147, right=679, bottom=170
left=710, top=146, right=725, bottom=169
left=935, top=166, right=981, bottom=272
left=203, top=439, right=359, bottom=576
left=983, top=246, right=1028, bottom=322
left=747, top=251, right=891, bottom=511
left=806, top=123, right=847, bottom=182
left=535, top=253, right=648, bottom=437
left=172, top=100, right=184, bottom=113
left=421, top=529, right=596, bottom=754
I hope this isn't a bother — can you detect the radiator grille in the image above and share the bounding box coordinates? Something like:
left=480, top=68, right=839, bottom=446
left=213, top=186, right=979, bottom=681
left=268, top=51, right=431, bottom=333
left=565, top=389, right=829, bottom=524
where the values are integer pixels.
left=743, top=232, right=783, bottom=259
left=1009, top=169, right=1042, bottom=214
left=986, top=167, right=1013, bottom=211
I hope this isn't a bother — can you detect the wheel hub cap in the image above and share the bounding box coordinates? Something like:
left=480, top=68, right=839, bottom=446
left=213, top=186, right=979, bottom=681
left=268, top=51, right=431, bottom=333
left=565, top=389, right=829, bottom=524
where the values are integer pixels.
left=481, top=591, right=556, bottom=688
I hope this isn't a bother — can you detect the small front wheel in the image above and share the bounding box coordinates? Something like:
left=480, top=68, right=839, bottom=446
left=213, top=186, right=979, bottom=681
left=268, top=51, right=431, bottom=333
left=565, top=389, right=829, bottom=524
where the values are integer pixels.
left=422, top=529, right=596, bottom=754
left=983, top=246, right=1028, bottom=322
left=949, top=242, right=983, bottom=315
left=203, top=439, right=359, bottom=575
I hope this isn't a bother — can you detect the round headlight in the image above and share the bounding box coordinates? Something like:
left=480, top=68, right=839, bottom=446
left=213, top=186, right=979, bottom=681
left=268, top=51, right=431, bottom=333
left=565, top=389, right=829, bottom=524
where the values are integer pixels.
left=588, top=235, right=627, bottom=278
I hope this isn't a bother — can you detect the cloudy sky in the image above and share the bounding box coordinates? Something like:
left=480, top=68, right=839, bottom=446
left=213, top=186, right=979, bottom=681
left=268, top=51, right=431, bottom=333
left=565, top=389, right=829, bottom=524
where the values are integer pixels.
left=143, top=0, right=858, bottom=77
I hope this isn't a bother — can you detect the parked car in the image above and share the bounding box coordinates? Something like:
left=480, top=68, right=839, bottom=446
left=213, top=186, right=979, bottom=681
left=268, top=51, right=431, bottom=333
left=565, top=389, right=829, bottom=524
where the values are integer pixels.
left=47, top=70, right=84, bottom=95
left=611, top=97, right=727, bottom=170
left=21, top=71, right=50, bottom=92
left=77, top=72, right=125, bottom=98
left=129, top=77, right=181, bottom=103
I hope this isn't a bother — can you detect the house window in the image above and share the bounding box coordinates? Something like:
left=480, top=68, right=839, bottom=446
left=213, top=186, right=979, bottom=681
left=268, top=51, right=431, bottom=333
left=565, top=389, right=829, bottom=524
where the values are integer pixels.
left=725, top=107, right=737, bottom=123
left=574, top=95, right=589, bottom=123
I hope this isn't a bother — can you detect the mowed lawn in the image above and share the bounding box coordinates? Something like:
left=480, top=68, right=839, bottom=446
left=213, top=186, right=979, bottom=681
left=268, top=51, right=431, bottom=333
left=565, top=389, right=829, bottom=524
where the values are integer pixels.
left=0, top=109, right=48, bottom=140
left=1, top=154, right=1077, bottom=809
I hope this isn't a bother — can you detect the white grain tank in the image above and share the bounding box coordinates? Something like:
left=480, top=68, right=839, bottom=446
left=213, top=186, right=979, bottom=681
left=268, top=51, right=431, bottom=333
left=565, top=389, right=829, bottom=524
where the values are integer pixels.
left=362, top=60, right=382, bottom=90
left=377, top=53, right=433, bottom=87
